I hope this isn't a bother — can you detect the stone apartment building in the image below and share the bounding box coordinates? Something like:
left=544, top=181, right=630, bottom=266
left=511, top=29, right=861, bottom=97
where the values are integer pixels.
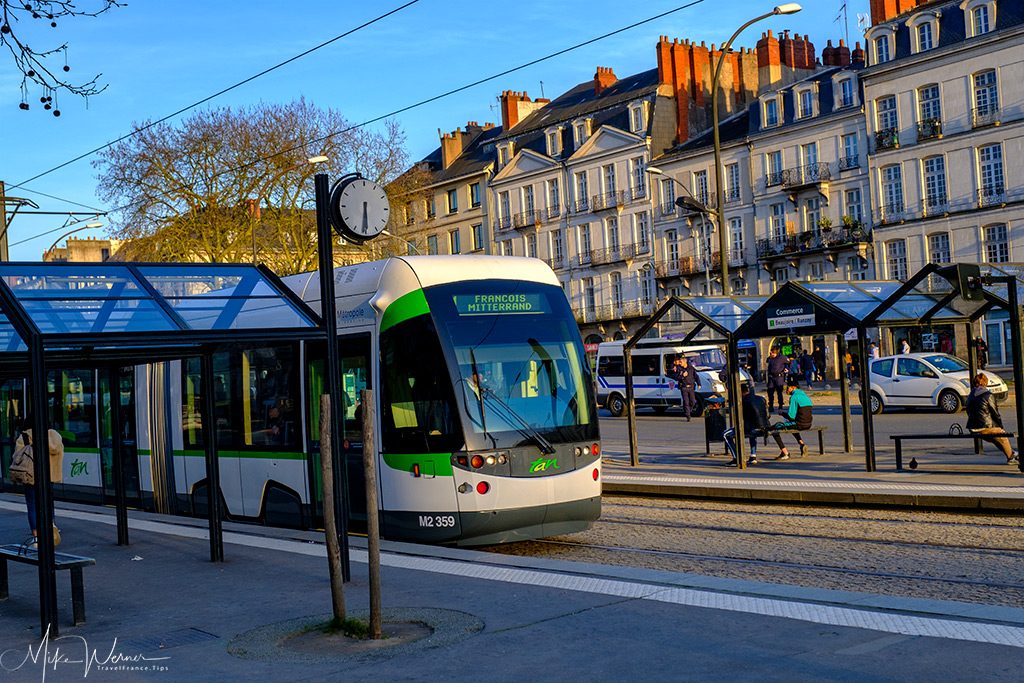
left=42, top=236, right=122, bottom=262
left=861, top=0, right=1024, bottom=360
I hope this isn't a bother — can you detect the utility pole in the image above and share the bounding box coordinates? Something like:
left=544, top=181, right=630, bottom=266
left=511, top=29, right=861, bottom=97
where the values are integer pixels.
left=0, top=181, right=9, bottom=261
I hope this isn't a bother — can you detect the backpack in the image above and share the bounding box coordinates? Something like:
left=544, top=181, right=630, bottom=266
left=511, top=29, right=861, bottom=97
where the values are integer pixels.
left=9, top=434, right=34, bottom=486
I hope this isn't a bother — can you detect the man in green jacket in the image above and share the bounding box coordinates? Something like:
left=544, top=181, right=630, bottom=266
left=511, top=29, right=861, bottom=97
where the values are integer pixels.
left=769, top=376, right=812, bottom=460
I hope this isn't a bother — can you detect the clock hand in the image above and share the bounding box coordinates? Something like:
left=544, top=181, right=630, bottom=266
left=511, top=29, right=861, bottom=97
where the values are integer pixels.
left=362, top=202, right=369, bottom=232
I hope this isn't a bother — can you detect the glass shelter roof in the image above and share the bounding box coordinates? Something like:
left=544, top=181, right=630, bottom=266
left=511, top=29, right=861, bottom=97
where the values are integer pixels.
left=0, top=262, right=323, bottom=358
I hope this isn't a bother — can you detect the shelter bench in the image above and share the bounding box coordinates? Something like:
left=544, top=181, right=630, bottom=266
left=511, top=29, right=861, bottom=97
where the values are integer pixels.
left=0, top=544, right=96, bottom=625
left=890, top=432, right=1015, bottom=471
left=769, top=425, right=827, bottom=455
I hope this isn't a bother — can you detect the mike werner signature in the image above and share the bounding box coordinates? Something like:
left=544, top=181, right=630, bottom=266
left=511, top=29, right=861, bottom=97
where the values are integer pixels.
left=0, top=626, right=170, bottom=680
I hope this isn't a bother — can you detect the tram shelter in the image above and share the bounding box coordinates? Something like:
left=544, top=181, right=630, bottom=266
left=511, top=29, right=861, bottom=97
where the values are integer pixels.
left=622, top=263, right=1020, bottom=473
left=0, top=262, right=327, bottom=635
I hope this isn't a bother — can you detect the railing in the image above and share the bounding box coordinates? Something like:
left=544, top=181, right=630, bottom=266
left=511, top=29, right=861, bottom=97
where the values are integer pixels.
left=629, top=186, right=647, bottom=201
left=878, top=201, right=906, bottom=224
left=756, top=224, right=870, bottom=258
left=972, top=104, right=1000, bottom=128
left=574, top=300, right=657, bottom=323
left=659, top=201, right=678, bottom=218
left=728, top=248, right=746, bottom=267
left=725, top=188, right=741, bottom=204
left=978, top=186, right=1006, bottom=207
left=576, top=251, right=592, bottom=266
left=544, top=256, right=566, bottom=271
left=512, top=210, right=539, bottom=229
left=546, top=205, right=561, bottom=220
left=874, top=127, right=899, bottom=151
left=781, top=162, right=831, bottom=188
left=590, top=244, right=636, bottom=265
left=493, top=216, right=512, bottom=233
left=572, top=197, right=590, bottom=214
left=917, top=117, right=942, bottom=142
left=765, top=170, right=785, bottom=187
left=591, top=190, right=625, bottom=211
left=837, top=155, right=859, bottom=171
left=923, top=194, right=949, bottom=216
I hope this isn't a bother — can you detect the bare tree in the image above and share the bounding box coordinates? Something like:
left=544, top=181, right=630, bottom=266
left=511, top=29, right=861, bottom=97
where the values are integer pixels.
left=2, top=0, right=122, bottom=112
left=95, top=99, right=411, bottom=275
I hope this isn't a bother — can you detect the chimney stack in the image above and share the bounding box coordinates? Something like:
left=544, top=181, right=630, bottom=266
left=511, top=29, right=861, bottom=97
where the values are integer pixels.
left=499, top=90, right=547, bottom=131
left=851, top=41, right=865, bottom=64
left=594, top=66, right=618, bottom=95
left=439, top=127, right=465, bottom=170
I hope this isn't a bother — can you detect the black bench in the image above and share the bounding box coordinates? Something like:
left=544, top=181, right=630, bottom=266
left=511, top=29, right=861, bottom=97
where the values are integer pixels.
left=771, top=425, right=828, bottom=456
left=890, top=433, right=1015, bottom=471
left=0, top=544, right=96, bottom=625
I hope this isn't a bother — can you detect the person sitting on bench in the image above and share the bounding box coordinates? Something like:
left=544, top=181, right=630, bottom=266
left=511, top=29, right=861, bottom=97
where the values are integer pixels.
left=966, top=372, right=1018, bottom=465
left=724, top=383, right=769, bottom=466
left=770, top=376, right=812, bottom=460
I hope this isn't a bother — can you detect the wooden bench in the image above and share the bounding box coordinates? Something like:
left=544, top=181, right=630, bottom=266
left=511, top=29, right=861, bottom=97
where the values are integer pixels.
left=890, top=432, right=1015, bottom=471
left=0, top=544, right=96, bottom=625
left=771, top=425, right=828, bottom=456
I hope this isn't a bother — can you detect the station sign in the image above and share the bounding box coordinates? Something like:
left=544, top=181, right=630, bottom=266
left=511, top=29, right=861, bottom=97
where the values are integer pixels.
left=767, top=304, right=815, bottom=330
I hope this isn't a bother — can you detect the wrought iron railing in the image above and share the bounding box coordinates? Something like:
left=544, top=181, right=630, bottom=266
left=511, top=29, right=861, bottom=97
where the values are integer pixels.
left=781, top=162, right=831, bottom=188
left=512, top=210, right=539, bottom=229
left=874, top=127, right=899, bottom=151
left=546, top=205, right=561, bottom=220
left=590, top=243, right=637, bottom=265
left=917, top=117, right=942, bottom=142
left=878, top=201, right=906, bottom=224
left=978, top=185, right=1006, bottom=207
left=591, top=190, right=626, bottom=211
left=629, top=186, right=647, bottom=201
left=765, top=170, right=785, bottom=187
left=493, top=216, right=512, bottom=233
left=837, top=155, right=859, bottom=171
left=923, top=194, right=949, bottom=215
left=756, top=225, right=870, bottom=259
left=972, top=104, right=1000, bottom=128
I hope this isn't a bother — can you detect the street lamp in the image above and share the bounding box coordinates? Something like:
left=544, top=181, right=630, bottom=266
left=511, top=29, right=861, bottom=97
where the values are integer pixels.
left=646, top=166, right=716, bottom=295
left=381, top=229, right=422, bottom=255
left=712, top=3, right=802, bottom=295
left=43, top=220, right=104, bottom=259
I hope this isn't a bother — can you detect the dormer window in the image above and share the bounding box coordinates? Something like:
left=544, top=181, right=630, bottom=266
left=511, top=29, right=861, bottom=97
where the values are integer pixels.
left=963, top=0, right=995, bottom=37
left=628, top=101, right=647, bottom=133
left=545, top=127, right=563, bottom=157
left=797, top=89, right=815, bottom=119
left=874, top=35, right=891, bottom=63
left=497, top=143, right=512, bottom=168
left=840, top=78, right=855, bottom=107
left=573, top=119, right=592, bottom=148
left=908, top=11, right=940, bottom=53
left=762, top=96, right=781, bottom=128
left=917, top=22, right=934, bottom=51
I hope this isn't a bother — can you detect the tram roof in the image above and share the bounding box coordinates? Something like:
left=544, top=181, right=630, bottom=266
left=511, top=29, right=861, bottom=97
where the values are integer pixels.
left=0, top=262, right=325, bottom=362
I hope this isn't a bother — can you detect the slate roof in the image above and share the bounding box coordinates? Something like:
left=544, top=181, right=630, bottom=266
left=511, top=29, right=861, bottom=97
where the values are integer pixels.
left=413, top=124, right=504, bottom=187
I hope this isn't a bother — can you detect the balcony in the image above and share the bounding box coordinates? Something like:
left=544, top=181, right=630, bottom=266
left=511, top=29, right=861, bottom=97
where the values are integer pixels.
left=923, top=194, right=949, bottom=216
left=727, top=248, right=746, bottom=267
left=576, top=251, right=592, bottom=267
left=544, top=255, right=567, bottom=271
left=629, top=186, right=647, bottom=202
left=591, top=190, right=626, bottom=211
left=512, top=209, right=540, bottom=230
left=878, top=201, right=906, bottom=224
left=590, top=244, right=636, bottom=266
left=978, top=185, right=1006, bottom=208
left=765, top=170, right=785, bottom=187
left=756, top=224, right=870, bottom=259
left=874, top=127, right=899, bottom=151
left=972, top=104, right=1001, bottom=128
left=837, top=155, right=860, bottom=171
left=574, top=300, right=657, bottom=324
left=658, top=201, right=679, bottom=218
left=782, top=162, right=831, bottom=189
left=725, top=188, right=741, bottom=204
left=916, top=117, right=943, bottom=142
left=493, top=216, right=512, bottom=233
left=546, top=204, right=561, bottom=220
left=572, top=197, right=590, bottom=214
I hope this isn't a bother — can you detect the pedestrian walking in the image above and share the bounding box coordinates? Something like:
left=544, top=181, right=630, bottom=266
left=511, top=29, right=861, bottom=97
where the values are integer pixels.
left=764, top=347, right=788, bottom=413
left=800, top=349, right=815, bottom=388
left=966, top=373, right=1018, bottom=464
left=724, top=383, right=770, bottom=466
left=869, top=341, right=880, bottom=360
left=769, top=377, right=813, bottom=460
left=813, top=345, right=827, bottom=383
left=844, top=350, right=854, bottom=381
left=975, top=336, right=989, bottom=370
left=669, top=356, right=700, bottom=421
left=900, top=338, right=911, bottom=355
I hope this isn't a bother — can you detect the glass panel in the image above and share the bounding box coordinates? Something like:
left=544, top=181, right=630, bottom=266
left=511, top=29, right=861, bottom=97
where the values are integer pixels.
left=21, top=299, right=176, bottom=334
left=165, top=298, right=313, bottom=330
left=47, top=368, right=97, bottom=448
left=2, top=265, right=146, bottom=298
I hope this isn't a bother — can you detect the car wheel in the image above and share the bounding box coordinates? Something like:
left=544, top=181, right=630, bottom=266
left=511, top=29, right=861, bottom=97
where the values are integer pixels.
left=607, top=393, right=626, bottom=417
left=938, top=390, right=962, bottom=414
left=869, top=392, right=884, bottom=415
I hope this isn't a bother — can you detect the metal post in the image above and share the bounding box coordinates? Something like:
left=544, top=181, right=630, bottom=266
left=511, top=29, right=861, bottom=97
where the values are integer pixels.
left=200, top=352, right=223, bottom=562
left=315, top=173, right=351, bottom=580
left=838, top=334, right=852, bottom=453
left=29, top=336, right=57, bottom=636
left=108, top=366, right=129, bottom=546
left=0, top=180, right=8, bottom=261
left=727, top=340, right=746, bottom=468
left=965, top=323, right=981, bottom=455
left=857, top=327, right=876, bottom=471
left=625, top=347, right=640, bottom=467
left=1006, top=280, right=1024, bottom=470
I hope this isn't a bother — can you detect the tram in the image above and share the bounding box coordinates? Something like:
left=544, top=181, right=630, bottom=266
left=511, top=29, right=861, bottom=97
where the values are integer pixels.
left=0, top=256, right=601, bottom=545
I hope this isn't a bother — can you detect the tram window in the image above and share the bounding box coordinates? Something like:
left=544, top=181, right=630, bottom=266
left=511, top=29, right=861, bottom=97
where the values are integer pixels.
left=182, top=354, right=232, bottom=449
left=306, top=334, right=371, bottom=443
left=242, top=345, right=299, bottom=450
left=380, top=315, right=463, bottom=453
left=46, top=369, right=97, bottom=448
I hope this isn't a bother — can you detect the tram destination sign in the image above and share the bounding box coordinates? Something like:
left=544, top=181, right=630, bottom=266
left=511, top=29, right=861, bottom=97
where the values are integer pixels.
left=767, top=304, right=815, bottom=329
left=454, top=293, right=547, bottom=315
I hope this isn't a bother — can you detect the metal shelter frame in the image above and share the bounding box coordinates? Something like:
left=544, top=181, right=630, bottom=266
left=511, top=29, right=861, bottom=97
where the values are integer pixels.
left=620, top=263, right=1022, bottom=473
left=0, top=261, right=328, bottom=636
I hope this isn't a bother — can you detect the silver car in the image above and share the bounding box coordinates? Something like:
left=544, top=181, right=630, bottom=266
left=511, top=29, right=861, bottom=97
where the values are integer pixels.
left=868, top=353, right=1007, bottom=414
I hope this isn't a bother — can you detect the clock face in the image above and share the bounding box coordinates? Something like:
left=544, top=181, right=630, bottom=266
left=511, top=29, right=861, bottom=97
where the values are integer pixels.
left=330, top=177, right=390, bottom=243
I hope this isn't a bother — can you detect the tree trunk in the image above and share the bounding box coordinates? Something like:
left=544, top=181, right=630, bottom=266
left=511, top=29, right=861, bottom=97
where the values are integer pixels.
left=361, top=389, right=382, bottom=638
left=320, top=394, right=346, bottom=622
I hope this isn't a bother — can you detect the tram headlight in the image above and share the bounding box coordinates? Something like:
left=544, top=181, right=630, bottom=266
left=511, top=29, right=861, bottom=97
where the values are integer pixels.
left=485, top=455, right=496, bottom=466
left=458, top=483, right=471, bottom=494
left=582, top=445, right=590, bottom=456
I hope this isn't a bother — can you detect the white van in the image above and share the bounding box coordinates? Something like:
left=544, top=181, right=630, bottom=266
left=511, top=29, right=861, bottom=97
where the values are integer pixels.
left=596, top=339, right=747, bottom=417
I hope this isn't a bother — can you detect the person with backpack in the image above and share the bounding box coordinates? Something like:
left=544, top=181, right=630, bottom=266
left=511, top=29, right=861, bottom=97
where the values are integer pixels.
left=724, top=383, right=769, bottom=466
left=8, top=418, right=65, bottom=547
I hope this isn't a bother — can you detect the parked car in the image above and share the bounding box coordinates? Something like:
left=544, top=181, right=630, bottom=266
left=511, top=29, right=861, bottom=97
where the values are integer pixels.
left=867, top=353, right=1007, bottom=414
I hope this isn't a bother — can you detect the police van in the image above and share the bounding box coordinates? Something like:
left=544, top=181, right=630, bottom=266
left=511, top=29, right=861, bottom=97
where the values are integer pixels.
left=595, top=339, right=746, bottom=417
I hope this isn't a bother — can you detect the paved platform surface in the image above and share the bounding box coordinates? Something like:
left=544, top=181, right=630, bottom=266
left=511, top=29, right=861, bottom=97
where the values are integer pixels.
left=0, top=496, right=1023, bottom=681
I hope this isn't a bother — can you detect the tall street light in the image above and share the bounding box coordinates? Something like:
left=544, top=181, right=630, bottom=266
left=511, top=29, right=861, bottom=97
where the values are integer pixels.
left=43, top=220, right=104, bottom=260
left=647, top=166, right=716, bottom=294
left=712, top=3, right=802, bottom=295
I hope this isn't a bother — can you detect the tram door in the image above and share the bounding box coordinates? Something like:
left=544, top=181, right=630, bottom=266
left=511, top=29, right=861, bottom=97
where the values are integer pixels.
left=0, top=379, right=25, bottom=487
left=306, top=333, right=371, bottom=528
left=99, top=368, right=141, bottom=506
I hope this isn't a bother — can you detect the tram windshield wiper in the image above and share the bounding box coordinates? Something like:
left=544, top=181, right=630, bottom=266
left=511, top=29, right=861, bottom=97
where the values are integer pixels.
left=479, top=388, right=557, bottom=455
left=469, top=349, right=497, bottom=449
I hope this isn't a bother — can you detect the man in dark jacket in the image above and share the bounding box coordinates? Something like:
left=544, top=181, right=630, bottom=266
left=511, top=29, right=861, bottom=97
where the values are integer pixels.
left=765, top=347, right=789, bottom=413
left=724, top=383, right=769, bottom=466
left=669, top=356, right=700, bottom=421
left=966, top=373, right=1018, bottom=464
left=813, top=345, right=827, bottom=383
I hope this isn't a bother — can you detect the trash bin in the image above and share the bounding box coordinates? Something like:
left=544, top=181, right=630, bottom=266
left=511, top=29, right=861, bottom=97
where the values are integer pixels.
left=704, top=396, right=726, bottom=452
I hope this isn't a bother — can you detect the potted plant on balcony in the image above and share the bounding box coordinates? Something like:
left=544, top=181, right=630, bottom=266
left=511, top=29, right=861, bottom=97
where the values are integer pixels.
left=817, top=216, right=833, bottom=233
left=842, top=214, right=865, bottom=240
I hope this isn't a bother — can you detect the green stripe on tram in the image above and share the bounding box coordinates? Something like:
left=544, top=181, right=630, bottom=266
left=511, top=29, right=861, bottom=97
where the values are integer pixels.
left=382, top=453, right=454, bottom=477
left=380, top=289, right=429, bottom=333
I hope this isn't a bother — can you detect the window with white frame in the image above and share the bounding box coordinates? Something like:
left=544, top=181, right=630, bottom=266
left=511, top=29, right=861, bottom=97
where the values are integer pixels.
left=547, top=178, right=560, bottom=214
left=841, top=133, right=859, bottom=167
left=809, top=262, right=825, bottom=281
left=573, top=119, right=591, bottom=148
left=497, top=144, right=511, bottom=168
left=660, top=178, right=676, bottom=213
left=969, top=2, right=993, bottom=37
left=923, top=156, right=947, bottom=210
left=876, top=95, right=898, bottom=132
left=984, top=224, right=1009, bottom=263
left=881, top=164, right=904, bottom=215
left=501, top=238, right=513, bottom=256
left=640, top=268, right=654, bottom=306
left=583, top=277, right=596, bottom=316
left=770, top=203, right=786, bottom=240
left=726, top=163, right=741, bottom=201
left=874, top=34, right=891, bottom=63
left=886, top=239, right=908, bottom=281
left=552, top=228, right=565, bottom=265
left=804, top=197, right=820, bottom=233
left=427, top=234, right=439, bottom=255
left=729, top=217, right=744, bottom=259
left=635, top=212, right=650, bottom=254
left=575, top=171, right=589, bottom=210
left=629, top=157, right=645, bottom=197
left=763, top=98, right=780, bottom=127
left=772, top=266, right=791, bottom=284
left=628, top=102, right=647, bottom=133
left=470, top=182, right=481, bottom=208
left=839, top=78, right=855, bottom=107
left=767, top=150, right=783, bottom=185
left=610, top=272, right=623, bottom=309
left=522, top=185, right=535, bottom=217
left=446, top=188, right=458, bottom=214
left=693, top=170, right=709, bottom=205
left=801, top=142, right=818, bottom=167
left=844, top=188, right=863, bottom=223
left=545, top=128, right=562, bottom=157
left=666, top=229, right=679, bottom=264
left=915, top=21, right=935, bottom=52
left=471, top=224, right=483, bottom=251
left=973, top=70, right=999, bottom=116
left=449, top=228, right=461, bottom=254
left=602, top=164, right=616, bottom=194
left=499, top=191, right=511, bottom=221
left=798, top=89, right=814, bottom=119
left=918, top=84, right=941, bottom=122
left=978, top=143, right=1005, bottom=199
left=580, top=223, right=592, bottom=256
left=845, top=256, right=867, bottom=281
left=928, top=232, right=950, bottom=264
left=526, top=233, right=537, bottom=258
left=606, top=216, right=620, bottom=252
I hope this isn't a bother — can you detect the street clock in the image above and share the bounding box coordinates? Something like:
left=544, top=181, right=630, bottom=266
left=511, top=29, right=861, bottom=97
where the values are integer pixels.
left=328, top=174, right=390, bottom=243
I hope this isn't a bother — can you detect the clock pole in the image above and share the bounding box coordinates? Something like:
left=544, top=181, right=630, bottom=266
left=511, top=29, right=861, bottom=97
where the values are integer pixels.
left=315, top=172, right=352, bottom=581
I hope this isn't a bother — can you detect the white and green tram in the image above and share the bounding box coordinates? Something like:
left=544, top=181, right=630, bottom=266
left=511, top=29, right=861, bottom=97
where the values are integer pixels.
left=1, top=256, right=601, bottom=545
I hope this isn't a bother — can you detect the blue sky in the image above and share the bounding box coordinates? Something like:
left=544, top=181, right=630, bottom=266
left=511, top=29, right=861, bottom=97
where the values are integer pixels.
left=1, top=0, right=869, bottom=260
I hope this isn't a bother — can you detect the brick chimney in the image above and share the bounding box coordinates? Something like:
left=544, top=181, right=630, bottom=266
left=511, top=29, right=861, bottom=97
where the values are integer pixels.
left=834, top=39, right=851, bottom=67
left=439, top=127, right=464, bottom=170
left=870, top=0, right=928, bottom=25
left=594, top=66, right=618, bottom=95
left=757, top=30, right=781, bottom=90
left=499, top=90, right=547, bottom=131
left=851, top=41, right=866, bottom=64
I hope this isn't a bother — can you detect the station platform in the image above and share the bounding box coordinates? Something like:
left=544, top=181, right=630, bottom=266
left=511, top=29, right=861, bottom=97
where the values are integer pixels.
left=0, top=494, right=1022, bottom=681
